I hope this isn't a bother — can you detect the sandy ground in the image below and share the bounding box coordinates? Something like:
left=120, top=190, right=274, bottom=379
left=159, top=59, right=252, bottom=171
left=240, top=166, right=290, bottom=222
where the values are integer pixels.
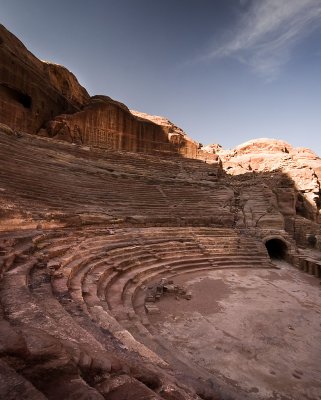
left=148, top=262, right=321, bottom=400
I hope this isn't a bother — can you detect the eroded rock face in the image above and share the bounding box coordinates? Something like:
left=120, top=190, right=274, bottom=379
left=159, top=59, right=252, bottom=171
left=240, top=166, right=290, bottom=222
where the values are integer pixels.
left=203, top=138, right=321, bottom=248
left=131, top=110, right=198, bottom=158
left=42, top=61, right=90, bottom=109
left=238, top=184, right=285, bottom=230
left=0, top=25, right=199, bottom=157
left=42, top=96, right=199, bottom=156
left=0, top=24, right=90, bottom=134
left=204, top=139, right=321, bottom=225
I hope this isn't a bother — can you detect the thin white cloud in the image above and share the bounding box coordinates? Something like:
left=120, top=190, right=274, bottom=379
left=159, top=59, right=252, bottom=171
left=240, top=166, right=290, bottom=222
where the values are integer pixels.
left=204, top=0, right=321, bottom=80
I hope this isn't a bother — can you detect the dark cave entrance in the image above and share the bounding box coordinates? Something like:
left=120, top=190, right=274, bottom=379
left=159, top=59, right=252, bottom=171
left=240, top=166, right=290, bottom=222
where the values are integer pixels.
left=265, top=238, right=288, bottom=259
left=0, top=84, right=32, bottom=109
left=307, top=234, right=317, bottom=248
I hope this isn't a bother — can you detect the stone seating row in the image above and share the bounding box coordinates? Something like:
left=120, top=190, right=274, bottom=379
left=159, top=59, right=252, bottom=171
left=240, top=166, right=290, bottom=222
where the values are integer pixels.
left=6, top=225, right=311, bottom=399
left=46, top=231, right=220, bottom=379
left=0, top=130, right=218, bottom=185
left=37, top=228, right=271, bottom=340
left=0, top=230, right=194, bottom=399
left=0, top=131, right=232, bottom=228
left=292, top=254, right=321, bottom=278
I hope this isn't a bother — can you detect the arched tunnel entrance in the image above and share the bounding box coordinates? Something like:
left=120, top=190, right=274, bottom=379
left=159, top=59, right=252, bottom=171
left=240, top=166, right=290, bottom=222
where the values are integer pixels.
left=265, top=238, right=288, bottom=259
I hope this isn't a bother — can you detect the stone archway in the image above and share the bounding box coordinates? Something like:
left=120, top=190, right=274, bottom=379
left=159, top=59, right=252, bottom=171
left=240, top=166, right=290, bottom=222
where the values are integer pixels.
left=265, top=238, right=288, bottom=259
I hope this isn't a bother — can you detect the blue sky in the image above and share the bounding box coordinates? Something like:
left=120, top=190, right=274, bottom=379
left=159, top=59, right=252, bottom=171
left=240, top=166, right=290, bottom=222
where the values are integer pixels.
left=1, top=0, right=321, bottom=155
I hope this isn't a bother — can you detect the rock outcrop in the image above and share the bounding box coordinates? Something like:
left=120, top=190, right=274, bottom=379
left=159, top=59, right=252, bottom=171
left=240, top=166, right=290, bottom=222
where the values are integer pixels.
left=0, top=24, right=198, bottom=157
left=131, top=110, right=199, bottom=158
left=204, top=138, right=321, bottom=246
left=42, top=96, right=199, bottom=156
left=0, top=24, right=90, bottom=134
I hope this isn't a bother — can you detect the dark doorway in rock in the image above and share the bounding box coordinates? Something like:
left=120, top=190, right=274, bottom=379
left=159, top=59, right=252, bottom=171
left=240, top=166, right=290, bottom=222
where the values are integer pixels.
left=0, top=84, right=32, bottom=109
left=307, top=234, right=317, bottom=248
left=265, top=238, right=288, bottom=259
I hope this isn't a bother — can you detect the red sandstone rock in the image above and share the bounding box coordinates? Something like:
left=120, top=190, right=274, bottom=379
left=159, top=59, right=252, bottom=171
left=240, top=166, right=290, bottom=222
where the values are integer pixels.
left=0, top=25, right=199, bottom=157
left=233, top=138, right=293, bottom=154
left=0, top=24, right=89, bottom=134
left=42, top=95, right=199, bottom=156
left=43, top=61, right=89, bottom=109
left=131, top=110, right=198, bottom=158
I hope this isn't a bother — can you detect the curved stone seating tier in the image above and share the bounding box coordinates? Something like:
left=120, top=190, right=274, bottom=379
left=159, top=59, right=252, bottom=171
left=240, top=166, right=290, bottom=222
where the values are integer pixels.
left=291, top=252, right=321, bottom=278
left=29, top=227, right=272, bottom=349
left=2, top=220, right=313, bottom=399
left=0, top=248, right=113, bottom=399
left=0, top=131, right=229, bottom=230
left=0, top=230, right=201, bottom=399
left=37, top=227, right=272, bottom=389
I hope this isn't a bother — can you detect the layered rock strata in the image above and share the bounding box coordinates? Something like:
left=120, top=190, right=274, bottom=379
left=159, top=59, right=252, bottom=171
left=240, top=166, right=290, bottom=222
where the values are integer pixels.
left=0, top=24, right=198, bottom=157
left=42, top=96, right=198, bottom=156
left=0, top=24, right=89, bottom=134
left=131, top=110, right=199, bottom=157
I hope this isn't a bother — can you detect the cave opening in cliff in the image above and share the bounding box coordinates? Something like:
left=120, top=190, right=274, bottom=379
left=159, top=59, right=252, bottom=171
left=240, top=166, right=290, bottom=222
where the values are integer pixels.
left=265, top=238, right=288, bottom=259
left=0, top=84, right=32, bottom=109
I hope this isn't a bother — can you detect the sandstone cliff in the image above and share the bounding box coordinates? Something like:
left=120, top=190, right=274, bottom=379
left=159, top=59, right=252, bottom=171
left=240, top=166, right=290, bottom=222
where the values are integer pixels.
left=42, top=61, right=90, bottom=109
left=130, top=110, right=199, bottom=158
left=0, top=24, right=199, bottom=158
left=0, top=24, right=89, bottom=134
left=42, top=96, right=199, bottom=156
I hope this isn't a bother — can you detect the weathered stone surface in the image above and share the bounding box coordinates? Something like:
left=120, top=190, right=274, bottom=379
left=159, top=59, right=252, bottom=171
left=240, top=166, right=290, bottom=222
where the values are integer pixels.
left=42, top=95, right=199, bottom=156
left=0, top=25, right=199, bottom=158
left=42, top=61, right=90, bottom=109
left=239, top=184, right=285, bottom=230
left=204, top=138, right=321, bottom=225
left=131, top=110, right=198, bottom=158
left=0, top=360, right=47, bottom=400
left=0, top=24, right=89, bottom=134
left=96, top=375, right=163, bottom=400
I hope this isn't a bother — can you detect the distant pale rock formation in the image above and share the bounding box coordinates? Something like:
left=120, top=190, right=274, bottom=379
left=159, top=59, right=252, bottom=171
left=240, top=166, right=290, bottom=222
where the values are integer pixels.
left=203, top=138, right=321, bottom=224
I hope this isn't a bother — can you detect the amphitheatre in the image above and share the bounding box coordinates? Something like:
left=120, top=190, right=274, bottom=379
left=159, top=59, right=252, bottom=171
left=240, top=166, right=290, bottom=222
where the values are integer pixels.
left=0, top=24, right=321, bottom=400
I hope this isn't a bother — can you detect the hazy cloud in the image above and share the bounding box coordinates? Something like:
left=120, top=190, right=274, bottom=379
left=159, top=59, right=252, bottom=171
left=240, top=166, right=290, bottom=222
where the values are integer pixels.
left=239, top=0, right=250, bottom=7
left=204, top=0, right=321, bottom=80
